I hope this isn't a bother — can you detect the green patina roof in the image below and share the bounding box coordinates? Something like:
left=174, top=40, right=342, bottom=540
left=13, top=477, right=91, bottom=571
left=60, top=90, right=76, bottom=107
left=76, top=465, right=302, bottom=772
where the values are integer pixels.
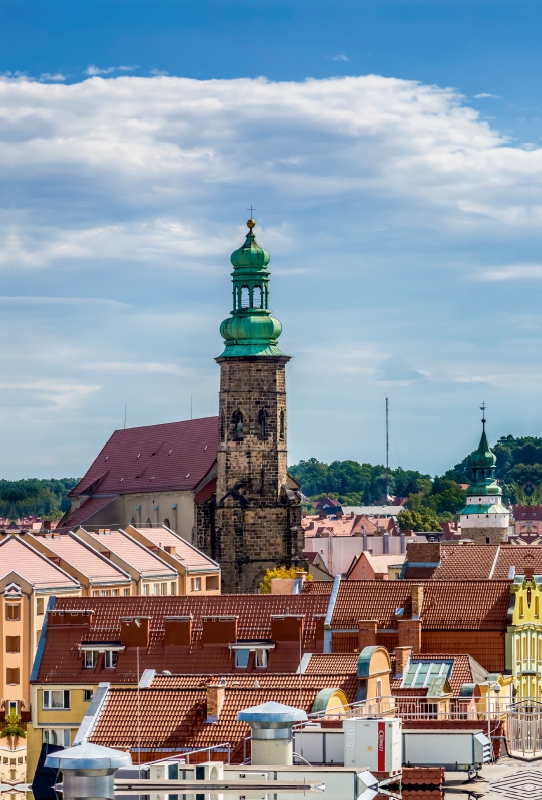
left=311, top=688, right=344, bottom=714
left=465, top=420, right=503, bottom=499
left=473, top=429, right=497, bottom=469
left=217, top=220, right=288, bottom=359
left=460, top=503, right=509, bottom=515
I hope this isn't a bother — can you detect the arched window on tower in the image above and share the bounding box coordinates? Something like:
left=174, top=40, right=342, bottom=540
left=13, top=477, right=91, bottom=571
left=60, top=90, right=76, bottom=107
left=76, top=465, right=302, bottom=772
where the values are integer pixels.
left=220, top=413, right=225, bottom=441
left=258, top=408, right=268, bottom=440
left=253, top=286, right=262, bottom=308
left=234, top=410, right=244, bottom=440
left=164, top=518, right=170, bottom=529
left=279, top=410, right=285, bottom=440
left=241, top=286, right=250, bottom=308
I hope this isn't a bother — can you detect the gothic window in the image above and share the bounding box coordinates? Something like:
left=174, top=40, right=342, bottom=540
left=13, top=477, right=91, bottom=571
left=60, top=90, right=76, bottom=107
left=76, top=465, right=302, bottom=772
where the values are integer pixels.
left=220, top=413, right=225, bottom=441
left=253, top=286, right=262, bottom=308
left=279, top=410, right=285, bottom=440
left=164, top=518, right=170, bottom=528
left=234, top=410, right=244, bottom=440
left=241, top=286, right=250, bottom=308
left=258, top=408, right=267, bottom=440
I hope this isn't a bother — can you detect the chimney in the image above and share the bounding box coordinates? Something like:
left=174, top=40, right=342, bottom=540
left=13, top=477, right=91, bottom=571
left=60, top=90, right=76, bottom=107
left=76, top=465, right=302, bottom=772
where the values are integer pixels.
left=164, top=616, right=192, bottom=649
left=406, top=542, right=441, bottom=564
left=411, top=584, right=424, bottom=618
left=164, top=545, right=176, bottom=555
left=362, top=533, right=368, bottom=552
left=383, top=532, right=390, bottom=554
left=206, top=679, right=226, bottom=723
left=315, top=614, right=325, bottom=648
left=120, top=617, right=150, bottom=648
left=335, top=511, right=343, bottom=519
left=318, top=511, right=328, bottom=520
left=357, top=620, right=378, bottom=651
left=400, top=533, right=406, bottom=554
left=202, top=616, right=238, bottom=646
left=394, top=646, right=412, bottom=678
left=398, top=619, right=421, bottom=653
left=43, top=521, right=51, bottom=531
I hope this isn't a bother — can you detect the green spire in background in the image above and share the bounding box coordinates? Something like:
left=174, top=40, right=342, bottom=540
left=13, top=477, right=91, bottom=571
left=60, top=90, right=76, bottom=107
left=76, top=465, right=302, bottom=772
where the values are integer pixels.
left=466, top=405, right=501, bottom=497
left=218, top=219, right=288, bottom=358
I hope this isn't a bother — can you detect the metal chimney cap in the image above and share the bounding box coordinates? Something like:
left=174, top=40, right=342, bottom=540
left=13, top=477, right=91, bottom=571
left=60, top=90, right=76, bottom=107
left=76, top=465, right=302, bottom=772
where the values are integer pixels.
left=237, top=701, right=308, bottom=724
left=45, top=743, right=132, bottom=771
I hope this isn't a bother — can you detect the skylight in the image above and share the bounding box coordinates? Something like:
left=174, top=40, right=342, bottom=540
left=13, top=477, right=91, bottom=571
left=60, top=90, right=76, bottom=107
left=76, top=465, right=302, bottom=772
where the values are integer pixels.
left=402, top=660, right=453, bottom=689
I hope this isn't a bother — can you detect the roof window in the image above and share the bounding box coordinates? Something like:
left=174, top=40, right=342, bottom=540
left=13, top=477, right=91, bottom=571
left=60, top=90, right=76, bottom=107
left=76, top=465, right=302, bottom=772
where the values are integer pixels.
left=402, top=660, right=452, bottom=689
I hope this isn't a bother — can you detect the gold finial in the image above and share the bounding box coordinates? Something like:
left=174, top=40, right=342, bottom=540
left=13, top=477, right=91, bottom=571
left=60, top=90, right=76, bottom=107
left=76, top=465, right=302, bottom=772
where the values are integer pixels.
left=247, top=218, right=256, bottom=229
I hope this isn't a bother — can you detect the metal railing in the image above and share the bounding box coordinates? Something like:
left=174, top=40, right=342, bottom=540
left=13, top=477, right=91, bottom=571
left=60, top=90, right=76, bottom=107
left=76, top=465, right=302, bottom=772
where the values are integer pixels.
left=143, top=742, right=232, bottom=764
left=507, top=700, right=542, bottom=758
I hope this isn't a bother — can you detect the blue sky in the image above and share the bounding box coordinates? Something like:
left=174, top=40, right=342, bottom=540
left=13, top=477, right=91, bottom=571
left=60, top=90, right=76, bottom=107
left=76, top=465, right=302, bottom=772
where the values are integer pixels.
left=1, top=0, right=542, bottom=479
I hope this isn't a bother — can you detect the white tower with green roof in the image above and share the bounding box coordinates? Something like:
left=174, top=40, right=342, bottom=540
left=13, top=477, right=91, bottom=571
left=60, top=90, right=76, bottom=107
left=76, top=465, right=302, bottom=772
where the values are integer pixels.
left=460, top=408, right=509, bottom=544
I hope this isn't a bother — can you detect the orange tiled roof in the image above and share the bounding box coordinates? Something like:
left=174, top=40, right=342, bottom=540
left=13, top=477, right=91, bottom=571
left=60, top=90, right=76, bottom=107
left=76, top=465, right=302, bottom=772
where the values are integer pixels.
left=35, top=593, right=329, bottom=683
left=404, top=544, right=542, bottom=580
left=128, top=526, right=218, bottom=572
left=304, top=653, right=359, bottom=673
left=331, top=580, right=510, bottom=631
left=0, top=536, right=80, bottom=589
left=28, top=532, right=130, bottom=583
left=81, top=529, right=177, bottom=578
left=89, top=678, right=357, bottom=759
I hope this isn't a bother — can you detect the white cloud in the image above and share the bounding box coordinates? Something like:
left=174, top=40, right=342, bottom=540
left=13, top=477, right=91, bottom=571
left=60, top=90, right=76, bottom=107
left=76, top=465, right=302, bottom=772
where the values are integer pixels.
left=150, top=68, right=169, bottom=76
left=332, top=54, right=350, bottom=62
left=39, top=73, right=66, bottom=82
left=474, top=92, right=499, bottom=99
left=476, top=265, right=542, bottom=281
left=84, top=65, right=139, bottom=76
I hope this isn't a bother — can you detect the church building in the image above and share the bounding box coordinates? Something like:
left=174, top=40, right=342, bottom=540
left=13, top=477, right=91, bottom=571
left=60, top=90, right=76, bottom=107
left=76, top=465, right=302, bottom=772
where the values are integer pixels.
left=460, top=412, right=510, bottom=545
left=59, top=219, right=303, bottom=593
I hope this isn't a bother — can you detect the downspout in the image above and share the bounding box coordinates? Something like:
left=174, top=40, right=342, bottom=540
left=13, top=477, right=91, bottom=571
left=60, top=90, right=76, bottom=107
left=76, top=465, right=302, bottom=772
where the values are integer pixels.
left=323, top=575, right=341, bottom=654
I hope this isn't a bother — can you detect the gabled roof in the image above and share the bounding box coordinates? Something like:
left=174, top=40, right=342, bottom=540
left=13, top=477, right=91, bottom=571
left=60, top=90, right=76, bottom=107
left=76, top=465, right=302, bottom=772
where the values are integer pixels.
left=127, top=526, right=219, bottom=573
left=402, top=543, right=542, bottom=581
left=79, top=529, right=177, bottom=579
left=28, top=532, right=130, bottom=584
left=331, top=580, right=511, bottom=630
left=69, top=417, right=219, bottom=498
left=0, top=536, right=80, bottom=590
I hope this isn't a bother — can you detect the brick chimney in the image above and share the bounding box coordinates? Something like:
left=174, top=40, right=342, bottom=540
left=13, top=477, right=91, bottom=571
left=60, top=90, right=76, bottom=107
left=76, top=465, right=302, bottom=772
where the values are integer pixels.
left=358, top=620, right=378, bottom=651
left=120, top=617, right=150, bottom=648
left=406, top=542, right=441, bottom=564
left=394, top=646, right=412, bottom=678
left=164, top=545, right=176, bottom=555
left=206, top=680, right=226, bottom=723
left=335, top=511, right=343, bottom=519
left=164, top=616, right=192, bottom=649
left=398, top=619, right=421, bottom=652
left=411, top=584, right=424, bottom=619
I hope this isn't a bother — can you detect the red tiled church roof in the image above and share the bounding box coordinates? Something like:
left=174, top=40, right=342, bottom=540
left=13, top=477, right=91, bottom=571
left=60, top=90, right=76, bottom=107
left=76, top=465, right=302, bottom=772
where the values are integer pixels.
left=69, top=417, right=219, bottom=498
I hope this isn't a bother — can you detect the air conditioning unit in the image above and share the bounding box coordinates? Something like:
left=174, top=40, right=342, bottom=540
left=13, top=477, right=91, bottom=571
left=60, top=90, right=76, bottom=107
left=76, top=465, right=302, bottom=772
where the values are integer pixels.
left=344, top=718, right=402, bottom=776
left=194, top=761, right=224, bottom=781
left=402, top=729, right=491, bottom=772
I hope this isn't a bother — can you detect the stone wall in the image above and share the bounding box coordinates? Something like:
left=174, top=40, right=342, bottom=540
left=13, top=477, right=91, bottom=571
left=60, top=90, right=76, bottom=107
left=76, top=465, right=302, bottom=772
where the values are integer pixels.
left=207, top=355, right=303, bottom=593
left=461, top=526, right=507, bottom=545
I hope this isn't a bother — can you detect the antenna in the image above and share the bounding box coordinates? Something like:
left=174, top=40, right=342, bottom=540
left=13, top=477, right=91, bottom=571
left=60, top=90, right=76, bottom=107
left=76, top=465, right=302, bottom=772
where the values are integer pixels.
left=191, top=394, right=193, bottom=420
left=386, top=398, right=389, bottom=501
left=124, top=405, right=127, bottom=430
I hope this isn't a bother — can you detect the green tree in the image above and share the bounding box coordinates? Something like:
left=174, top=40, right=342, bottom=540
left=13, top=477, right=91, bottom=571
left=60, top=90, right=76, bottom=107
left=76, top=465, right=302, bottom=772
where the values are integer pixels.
left=397, top=509, right=441, bottom=532
left=259, top=567, right=313, bottom=594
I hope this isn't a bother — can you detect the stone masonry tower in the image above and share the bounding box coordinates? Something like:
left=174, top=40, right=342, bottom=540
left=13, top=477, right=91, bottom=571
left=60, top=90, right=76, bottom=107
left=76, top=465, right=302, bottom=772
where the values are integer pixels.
left=460, top=408, right=509, bottom=544
left=213, top=219, right=303, bottom=593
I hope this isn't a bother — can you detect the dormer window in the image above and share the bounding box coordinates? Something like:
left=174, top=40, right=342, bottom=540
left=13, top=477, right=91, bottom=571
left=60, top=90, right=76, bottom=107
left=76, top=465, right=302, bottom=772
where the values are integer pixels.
left=85, top=651, right=98, bottom=669
left=104, top=650, right=119, bottom=669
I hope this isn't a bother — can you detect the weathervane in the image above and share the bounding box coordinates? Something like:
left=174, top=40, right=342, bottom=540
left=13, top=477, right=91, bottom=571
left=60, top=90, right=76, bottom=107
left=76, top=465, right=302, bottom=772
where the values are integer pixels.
left=480, top=401, right=486, bottom=433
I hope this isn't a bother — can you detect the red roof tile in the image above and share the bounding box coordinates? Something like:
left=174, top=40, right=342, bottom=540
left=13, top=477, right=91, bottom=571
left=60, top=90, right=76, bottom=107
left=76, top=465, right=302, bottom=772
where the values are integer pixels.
left=58, top=496, right=118, bottom=530
left=68, top=417, right=219, bottom=499
left=331, top=581, right=511, bottom=631
left=89, top=678, right=357, bottom=759
left=35, top=594, right=329, bottom=683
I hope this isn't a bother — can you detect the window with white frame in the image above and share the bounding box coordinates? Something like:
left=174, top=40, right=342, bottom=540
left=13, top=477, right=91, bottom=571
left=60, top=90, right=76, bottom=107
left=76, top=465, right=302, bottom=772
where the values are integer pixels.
left=161, top=583, right=167, bottom=595
left=255, top=649, right=267, bottom=668
left=401, top=660, right=453, bottom=689
left=153, top=583, right=159, bottom=595
left=104, top=650, right=119, bottom=669
left=43, top=690, right=70, bottom=709
left=191, top=577, right=201, bottom=592
left=84, top=650, right=99, bottom=668
left=143, top=585, right=149, bottom=596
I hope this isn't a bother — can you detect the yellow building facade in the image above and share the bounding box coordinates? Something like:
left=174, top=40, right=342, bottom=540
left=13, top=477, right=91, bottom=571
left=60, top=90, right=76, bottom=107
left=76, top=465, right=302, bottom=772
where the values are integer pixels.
left=506, top=574, right=542, bottom=700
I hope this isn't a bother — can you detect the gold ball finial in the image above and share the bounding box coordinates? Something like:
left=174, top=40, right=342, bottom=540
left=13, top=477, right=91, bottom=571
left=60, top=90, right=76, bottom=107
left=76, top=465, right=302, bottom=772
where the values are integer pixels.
left=247, top=218, right=256, bottom=229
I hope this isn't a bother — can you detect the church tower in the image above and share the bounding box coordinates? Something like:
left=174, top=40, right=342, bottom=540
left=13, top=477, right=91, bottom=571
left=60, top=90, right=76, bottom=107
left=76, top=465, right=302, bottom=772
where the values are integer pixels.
left=460, top=408, right=509, bottom=544
left=211, top=218, right=303, bottom=593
